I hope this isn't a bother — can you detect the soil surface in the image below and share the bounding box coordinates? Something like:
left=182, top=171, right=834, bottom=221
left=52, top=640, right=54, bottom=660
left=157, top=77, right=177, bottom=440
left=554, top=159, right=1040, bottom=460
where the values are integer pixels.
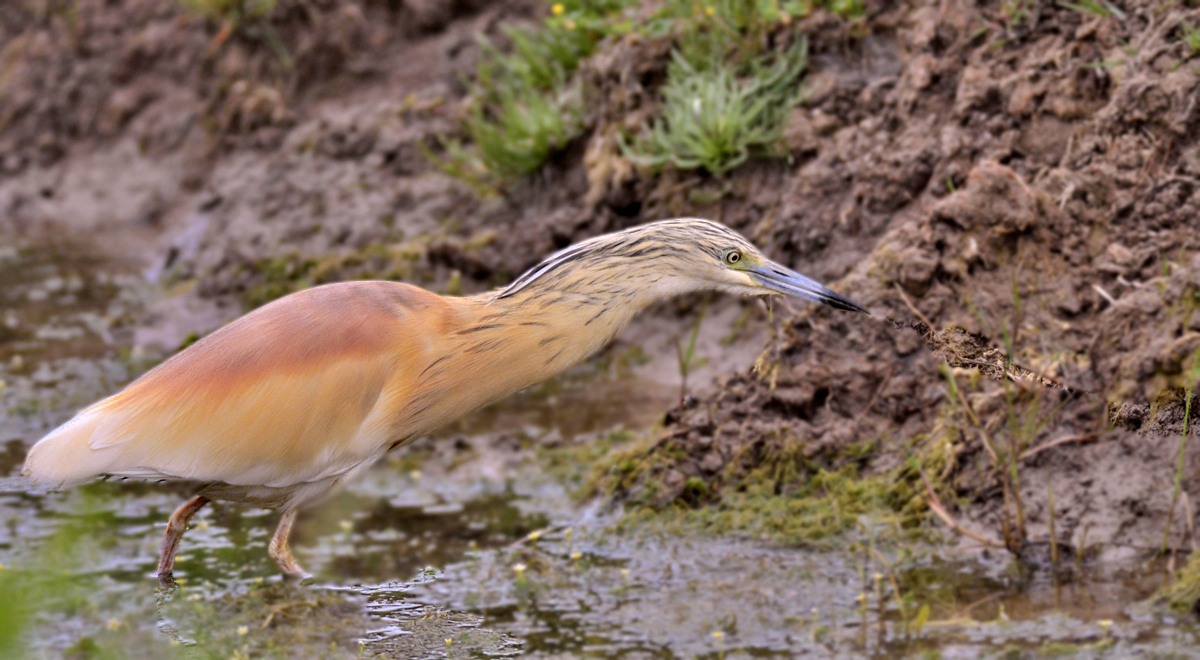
left=3, top=0, right=1200, bottom=655
left=593, top=1, right=1200, bottom=561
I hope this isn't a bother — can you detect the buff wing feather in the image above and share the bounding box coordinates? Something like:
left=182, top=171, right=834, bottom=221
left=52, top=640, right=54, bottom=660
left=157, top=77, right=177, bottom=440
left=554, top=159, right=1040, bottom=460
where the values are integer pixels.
left=22, top=281, right=456, bottom=489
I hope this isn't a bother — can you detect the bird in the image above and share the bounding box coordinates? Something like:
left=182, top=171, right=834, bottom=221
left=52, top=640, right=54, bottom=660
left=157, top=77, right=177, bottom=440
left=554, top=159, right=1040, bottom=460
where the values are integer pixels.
left=22, top=218, right=867, bottom=581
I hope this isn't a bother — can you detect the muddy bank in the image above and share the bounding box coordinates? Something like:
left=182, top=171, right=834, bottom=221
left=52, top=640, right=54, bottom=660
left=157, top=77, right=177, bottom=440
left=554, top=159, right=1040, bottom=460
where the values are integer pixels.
left=603, top=0, right=1200, bottom=561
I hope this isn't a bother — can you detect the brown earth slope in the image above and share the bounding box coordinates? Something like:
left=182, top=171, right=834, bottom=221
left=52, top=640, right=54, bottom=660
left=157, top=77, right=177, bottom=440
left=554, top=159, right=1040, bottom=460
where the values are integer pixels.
left=608, top=2, right=1200, bottom=559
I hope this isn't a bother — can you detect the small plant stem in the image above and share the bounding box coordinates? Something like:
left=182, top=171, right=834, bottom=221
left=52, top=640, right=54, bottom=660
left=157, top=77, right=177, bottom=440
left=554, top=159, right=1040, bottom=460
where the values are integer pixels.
left=1048, top=486, right=1059, bottom=566
left=1008, top=271, right=1023, bottom=361
left=1019, top=433, right=1097, bottom=461
left=867, top=548, right=909, bottom=630
left=675, top=306, right=706, bottom=401
left=943, top=366, right=1025, bottom=553
left=1185, top=492, right=1198, bottom=554
left=1076, top=523, right=1090, bottom=570
left=1161, top=347, right=1200, bottom=555
left=1005, top=414, right=1028, bottom=551
left=892, top=283, right=934, bottom=330
left=940, top=368, right=998, bottom=463
left=918, top=467, right=1004, bottom=549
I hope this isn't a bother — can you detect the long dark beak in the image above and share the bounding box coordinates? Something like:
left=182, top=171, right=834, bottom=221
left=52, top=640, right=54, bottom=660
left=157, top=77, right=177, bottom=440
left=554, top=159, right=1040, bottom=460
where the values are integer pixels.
left=748, top=261, right=869, bottom=314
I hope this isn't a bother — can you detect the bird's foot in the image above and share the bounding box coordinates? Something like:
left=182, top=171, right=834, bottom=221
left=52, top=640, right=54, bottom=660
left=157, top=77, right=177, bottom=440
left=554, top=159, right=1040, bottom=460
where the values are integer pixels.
left=268, top=508, right=312, bottom=581
left=155, top=494, right=209, bottom=584
left=280, top=565, right=313, bottom=582
left=154, top=568, right=178, bottom=588
left=272, top=548, right=311, bottom=582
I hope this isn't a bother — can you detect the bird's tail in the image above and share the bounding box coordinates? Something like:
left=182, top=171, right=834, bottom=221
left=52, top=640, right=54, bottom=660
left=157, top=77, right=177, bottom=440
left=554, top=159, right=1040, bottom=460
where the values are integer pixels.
left=22, top=408, right=113, bottom=489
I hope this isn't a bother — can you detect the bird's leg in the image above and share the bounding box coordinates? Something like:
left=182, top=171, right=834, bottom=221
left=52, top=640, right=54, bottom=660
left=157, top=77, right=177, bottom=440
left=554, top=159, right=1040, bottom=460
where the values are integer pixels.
left=268, top=508, right=310, bottom=580
left=156, top=494, right=209, bottom=580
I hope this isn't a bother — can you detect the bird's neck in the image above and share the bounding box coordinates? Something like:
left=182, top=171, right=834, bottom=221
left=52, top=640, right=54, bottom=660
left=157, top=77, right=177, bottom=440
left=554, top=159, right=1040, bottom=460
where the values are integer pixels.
left=456, top=275, right=694, bottom=395
left=472, top=287, right=646, bottom=374
left=388, top=275, right=695, bottom=445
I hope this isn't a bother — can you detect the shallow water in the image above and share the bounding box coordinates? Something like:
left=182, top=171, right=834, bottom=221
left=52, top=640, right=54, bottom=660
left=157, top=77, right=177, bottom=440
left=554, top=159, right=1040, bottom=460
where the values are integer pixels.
left=2, top=242, right=1199, bottom=658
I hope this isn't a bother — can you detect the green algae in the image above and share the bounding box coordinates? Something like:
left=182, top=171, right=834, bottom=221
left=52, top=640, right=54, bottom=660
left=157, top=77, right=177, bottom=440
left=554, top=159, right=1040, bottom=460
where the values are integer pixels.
left=572, top=426, right=934, bottom=547
left=1156, top=552, right=1200, bottom=613
left=679, top=465, right=922, bottom=545
left=238, top=235, right=450, bottom=308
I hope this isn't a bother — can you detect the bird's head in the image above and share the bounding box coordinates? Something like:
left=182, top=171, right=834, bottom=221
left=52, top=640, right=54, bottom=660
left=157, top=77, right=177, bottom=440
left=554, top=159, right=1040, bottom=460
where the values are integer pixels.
left=495, top=218, right=868, bottom=314
left=640, top=218, right=869, bottom=314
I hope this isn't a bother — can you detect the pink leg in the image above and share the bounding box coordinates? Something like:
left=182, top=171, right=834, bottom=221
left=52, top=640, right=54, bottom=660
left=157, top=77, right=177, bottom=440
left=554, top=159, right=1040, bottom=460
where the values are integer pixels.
left=268, top=508, right=310, bottom=580
left=156, top=494, right=208, bottom=579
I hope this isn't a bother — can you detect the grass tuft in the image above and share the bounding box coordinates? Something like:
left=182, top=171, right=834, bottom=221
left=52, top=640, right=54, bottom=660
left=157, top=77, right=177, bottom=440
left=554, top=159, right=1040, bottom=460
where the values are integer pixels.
left=450, top=76, right=583, bottom=184
left=177, top=0, right=291, bottom=67
left=1057, top=0, right=1126, bottom=20
left=1180, top=22, right=1200, bottom=56
left=1158, top=551, right=1200, bottom=612
left=432, top=1, right=633, bottom=189
left=436, top=0, right=865, bottom=187
left=621, top=40, right=807, bottom=174
left=178, top=0, right=276, bottom=22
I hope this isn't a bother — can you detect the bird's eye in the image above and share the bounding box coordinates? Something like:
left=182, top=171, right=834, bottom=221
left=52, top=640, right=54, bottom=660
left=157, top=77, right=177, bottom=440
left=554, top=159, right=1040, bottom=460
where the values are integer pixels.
left=724, top=250, right=742, bottom=265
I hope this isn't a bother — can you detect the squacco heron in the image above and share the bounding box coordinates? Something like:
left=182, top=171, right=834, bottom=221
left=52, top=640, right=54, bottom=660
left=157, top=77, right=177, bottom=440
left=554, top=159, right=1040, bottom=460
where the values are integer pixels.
left=22, top=218, right=866, bottom=580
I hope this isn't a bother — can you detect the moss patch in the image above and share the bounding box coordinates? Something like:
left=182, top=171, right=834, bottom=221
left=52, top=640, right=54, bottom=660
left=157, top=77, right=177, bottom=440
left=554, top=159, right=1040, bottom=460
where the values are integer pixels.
left=1156, top=552, right=1200, bottom=614
left=237, top=233, right=472, bottom=308
left=538, top=429, right=642, bottom=496
left=584, top=421, right=932, bottom=546
left=679, top=465, right=922, bottom=545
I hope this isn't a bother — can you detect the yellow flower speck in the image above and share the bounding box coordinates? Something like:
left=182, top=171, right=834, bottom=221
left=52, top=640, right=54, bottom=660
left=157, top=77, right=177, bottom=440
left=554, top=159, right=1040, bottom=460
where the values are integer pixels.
left=563, top=527, right=573, bottom=539
left=409, top=469, right=422, bottom=480
left=570, top=551, right=582, bottom=561
left=513, top=563, right=527, bottom=574
left=855, top=593, right=867, bottom=604
left=1099, top=619, right=1113, bottom=628
left=551, top=3, right=565, bottom=15
left=711, top=630, right=725, bottom=640
left=528, top=531, right=542, bottom=542
left=106, top=618, right=122, bottom=631
left=620, top=568, right=630, bottom=579
left=253, top=576, right=264, bottom=584
left=704, top=5, right=716, bottom=17
left=339, top=520, right=353, bottom=532
left=872, top=572, right=883, bottom=581
left=445, top=638, right=453, bottom=647
left=237, top=625, right=249, bottom=636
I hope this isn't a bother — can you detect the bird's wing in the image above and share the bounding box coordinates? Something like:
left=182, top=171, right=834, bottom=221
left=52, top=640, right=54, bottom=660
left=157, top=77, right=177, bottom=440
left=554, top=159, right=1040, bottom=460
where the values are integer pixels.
left=23, top=281, right=458, bottom=489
